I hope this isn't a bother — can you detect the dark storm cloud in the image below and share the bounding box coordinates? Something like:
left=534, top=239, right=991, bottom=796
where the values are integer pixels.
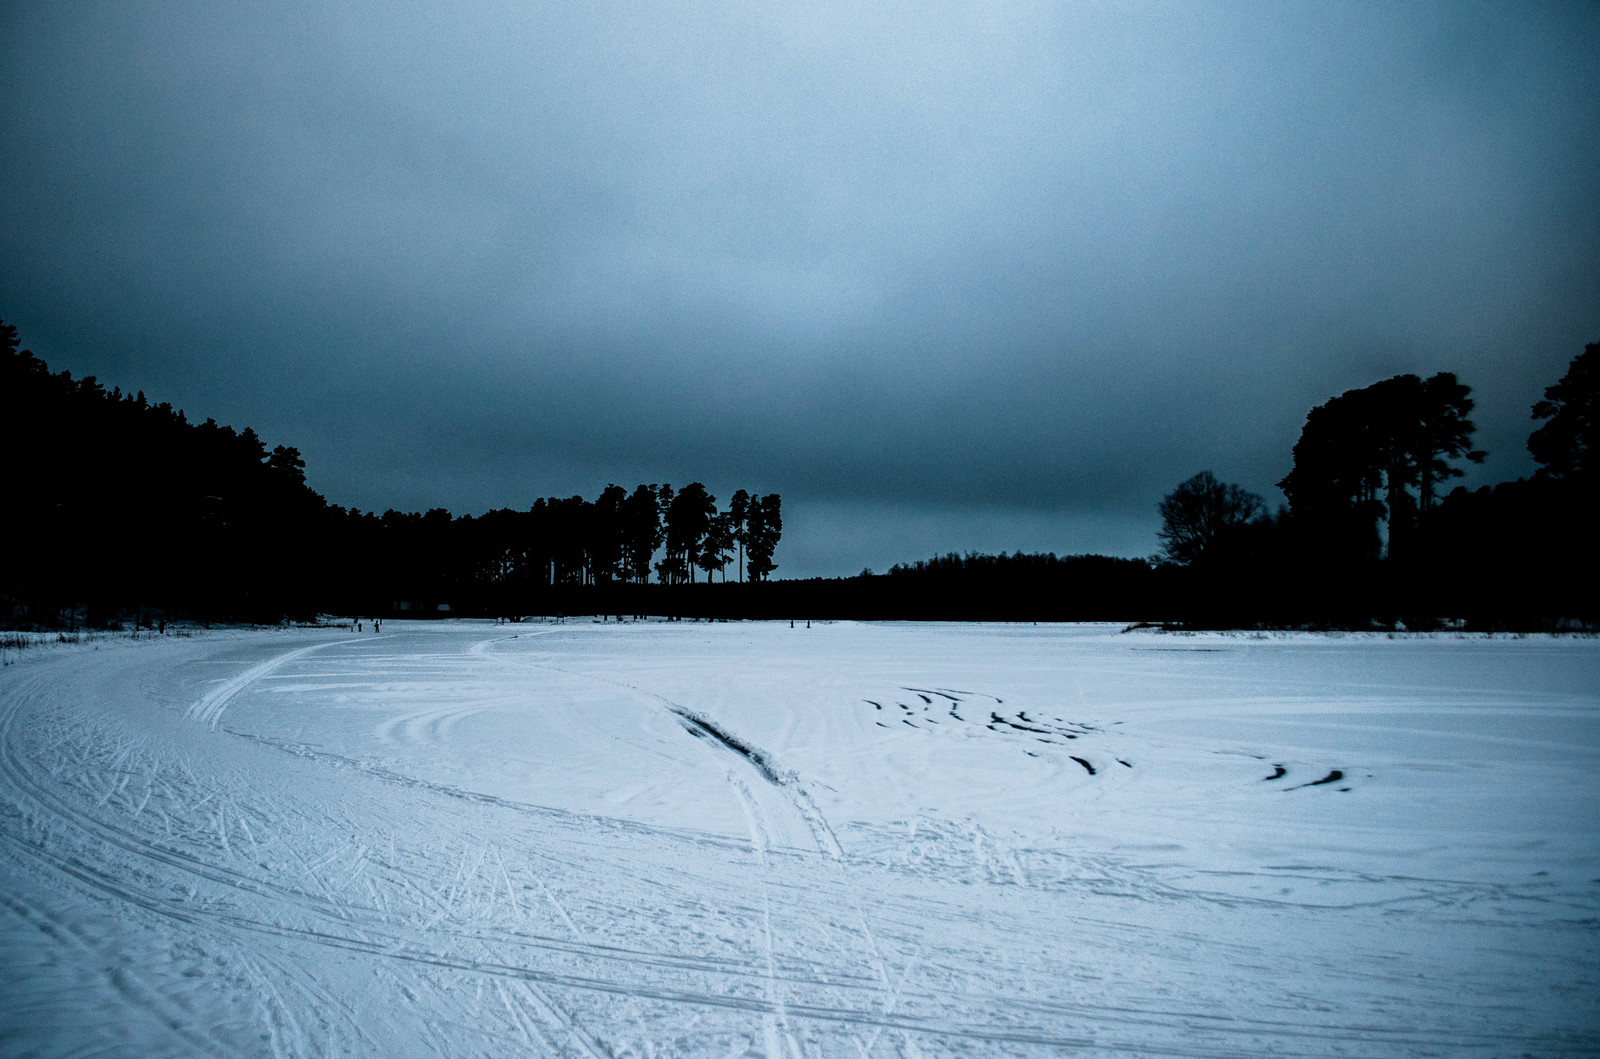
left=3, top=1, right=1597, bottom=576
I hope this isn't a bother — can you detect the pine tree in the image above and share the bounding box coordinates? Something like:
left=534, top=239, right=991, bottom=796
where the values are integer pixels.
left=1529, top=343, right=1598, bottom=485
left=729, top=489, right=751, bottom=583
left=745, top=494, right=782, bottom=581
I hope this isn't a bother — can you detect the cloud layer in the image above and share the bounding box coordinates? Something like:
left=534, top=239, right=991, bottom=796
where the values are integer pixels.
left=3, top=1, right=1596, bottom=575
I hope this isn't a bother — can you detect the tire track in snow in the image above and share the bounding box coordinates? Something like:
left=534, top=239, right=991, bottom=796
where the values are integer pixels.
left=2, top=632, right=1565, bottom=1056
left=5, top=823, right=1517, bottom=1059
left=4, top=656, right=845, bottom=1053
left=474, top=635, right=837, bottom=1057
left=495, top=640, right=842, bottom=858
left=1, top=680, right=367, bottom=923
left=434, top=635, right=1487, bottom=1056
left=473, top=634, right=843, bottom=856
left=230, top=727, right=757, bottom=854
left=669, top=705, right=844, bottom=859
left=0, top=887, right=234, bottom=1056
left=186, top=640, right=342, bottom=729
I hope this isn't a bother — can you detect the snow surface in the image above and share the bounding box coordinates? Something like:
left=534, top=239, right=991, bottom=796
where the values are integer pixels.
left=1, top=620, right=1596, bottom=1056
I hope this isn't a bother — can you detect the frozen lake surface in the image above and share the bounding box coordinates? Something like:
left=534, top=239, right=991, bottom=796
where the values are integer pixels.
left=2, top=620, right=1597, bottom=1056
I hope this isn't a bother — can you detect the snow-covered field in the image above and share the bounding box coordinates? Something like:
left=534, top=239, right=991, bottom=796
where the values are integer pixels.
left=1, top=620, right=1596, bottom=1056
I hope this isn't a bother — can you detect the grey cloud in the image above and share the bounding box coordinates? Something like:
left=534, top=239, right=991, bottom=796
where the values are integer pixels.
left=2, top=1, right=1596, bottom=574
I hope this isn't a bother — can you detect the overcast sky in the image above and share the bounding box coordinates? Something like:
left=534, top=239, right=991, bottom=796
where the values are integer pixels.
left=3, top=2, right=1596, bottom=576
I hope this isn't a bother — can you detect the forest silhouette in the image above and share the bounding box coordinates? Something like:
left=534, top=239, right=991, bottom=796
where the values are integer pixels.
left=0, top=319, right=778, bottom=626
left=1, top=318, right=1593, bottom=629
left=1146, top=354, right=1594, bottom=628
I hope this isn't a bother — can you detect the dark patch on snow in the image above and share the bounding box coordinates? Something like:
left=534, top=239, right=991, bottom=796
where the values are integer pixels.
left=672, top=710, right=784, bottom=786
left=1286, top=769, right=1344, bottom=790
left=985, top=710, right=1098, bottom=741
left=1005, top=719, right=1051, bottom=734
left=1263, top=765, right=1286, bottom=781
left=1070, top=756, right=1096, bottom=775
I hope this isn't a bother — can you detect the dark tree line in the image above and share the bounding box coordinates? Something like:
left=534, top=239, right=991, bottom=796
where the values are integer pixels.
left=569, top=552, right=1168, bottom=623
left=1154, top=346, right=1595, bottom=626
left=3, top=313, right=1592, bottom=628
left=573, top=334, right=1594, bottom=629
left=356, top=483, right=781, bottom=609
left=0, top=320, right=781, bottom=626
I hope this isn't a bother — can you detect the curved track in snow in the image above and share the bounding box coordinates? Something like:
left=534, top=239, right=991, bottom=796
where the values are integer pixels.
left=2, top=623, right=1597, bottom=1056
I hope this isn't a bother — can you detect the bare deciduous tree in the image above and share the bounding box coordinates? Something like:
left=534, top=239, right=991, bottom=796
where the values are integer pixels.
left=1157, top=472, right=1264, bottom=566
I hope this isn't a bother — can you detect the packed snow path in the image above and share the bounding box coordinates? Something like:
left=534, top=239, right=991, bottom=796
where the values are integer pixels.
left=1, top=621, right=1596, bottom=1056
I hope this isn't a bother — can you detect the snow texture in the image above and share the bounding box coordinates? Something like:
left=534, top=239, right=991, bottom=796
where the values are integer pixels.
left=1, top=620, right=1596, bottom=1056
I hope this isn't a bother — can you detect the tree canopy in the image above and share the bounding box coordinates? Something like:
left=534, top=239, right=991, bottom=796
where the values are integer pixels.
left=1156, top=472, right=1264, bottom=566
left=0, top=318, right=782, bottom=624
left=1278, top=371, right=1482, bottom=562
left=3, top=313, right=1593, bottom=627
left=1529, top=343, right=1597, bottom=485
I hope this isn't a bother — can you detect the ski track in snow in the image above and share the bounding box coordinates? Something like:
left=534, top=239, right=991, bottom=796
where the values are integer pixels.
left=1, top=622, right=1597, bottom=1057
left=186, top=641, right=335, bottom=730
